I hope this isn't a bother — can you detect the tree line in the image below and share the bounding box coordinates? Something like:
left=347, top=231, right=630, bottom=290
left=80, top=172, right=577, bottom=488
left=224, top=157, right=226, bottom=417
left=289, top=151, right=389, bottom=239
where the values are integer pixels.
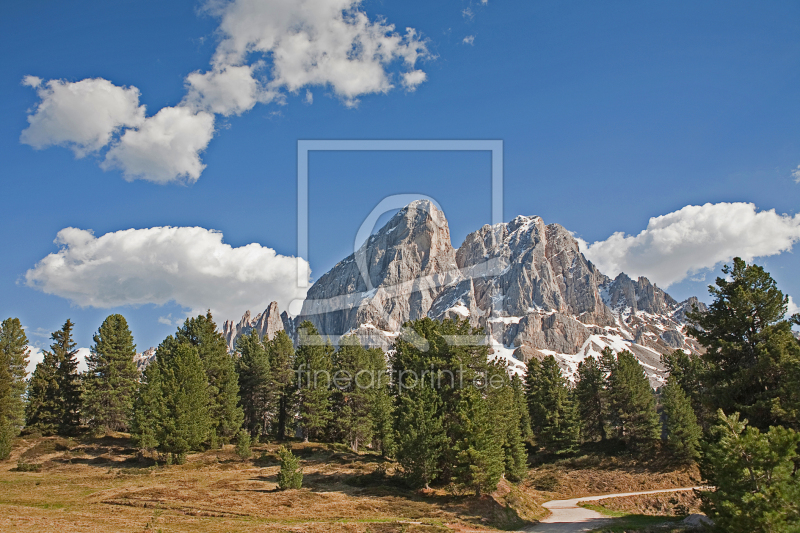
left=0, top=257, right=798, bottom=528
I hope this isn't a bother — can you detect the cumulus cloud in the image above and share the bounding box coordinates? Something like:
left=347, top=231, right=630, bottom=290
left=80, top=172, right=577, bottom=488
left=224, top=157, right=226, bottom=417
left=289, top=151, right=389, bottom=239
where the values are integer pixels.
left=102, top=106, right=215, bottom=184
left=20, top=77, right=145, bottom=157
left=25, top=226, right=309, bottom=323
left=183, top=63, right=276, bottom=116
left=21, top=0, right=429, bottom=182
left=463, top=35, right=475, bottom=45
left=791, top=165, right=800, bottom=183
left=26, top=345, right=89, bottom=376
left=581, top=202, right=800, bottom=288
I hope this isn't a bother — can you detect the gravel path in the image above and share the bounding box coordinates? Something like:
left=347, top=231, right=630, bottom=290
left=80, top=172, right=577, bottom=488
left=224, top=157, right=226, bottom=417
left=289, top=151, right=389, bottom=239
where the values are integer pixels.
left=524, top=486, right=703, bottom=533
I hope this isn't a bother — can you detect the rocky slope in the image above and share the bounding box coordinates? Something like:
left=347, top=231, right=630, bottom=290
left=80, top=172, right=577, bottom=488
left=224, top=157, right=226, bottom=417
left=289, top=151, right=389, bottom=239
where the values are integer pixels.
left=228, top=200, right=706, bottom=385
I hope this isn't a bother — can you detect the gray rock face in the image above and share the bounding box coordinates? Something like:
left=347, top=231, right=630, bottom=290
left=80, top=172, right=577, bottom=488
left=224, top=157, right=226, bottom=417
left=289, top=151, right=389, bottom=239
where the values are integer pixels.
left=222, top=301, right=285, bottom=352
left=133, top=347, right=156, bottom=372
left=298, top=200, right=460, bottom=336
left=240, top=200, right=706, bottom=384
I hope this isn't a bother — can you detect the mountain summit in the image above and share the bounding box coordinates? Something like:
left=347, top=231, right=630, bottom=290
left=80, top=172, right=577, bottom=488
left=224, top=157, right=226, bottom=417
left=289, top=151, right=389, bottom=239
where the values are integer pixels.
left=232, top=200, right=705, bottom=385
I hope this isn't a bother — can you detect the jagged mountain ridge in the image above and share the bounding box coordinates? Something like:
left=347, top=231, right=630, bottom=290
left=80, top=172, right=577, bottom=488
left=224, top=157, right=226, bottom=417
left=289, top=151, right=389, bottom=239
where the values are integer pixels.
left=229, top=200, right=706, bottom=385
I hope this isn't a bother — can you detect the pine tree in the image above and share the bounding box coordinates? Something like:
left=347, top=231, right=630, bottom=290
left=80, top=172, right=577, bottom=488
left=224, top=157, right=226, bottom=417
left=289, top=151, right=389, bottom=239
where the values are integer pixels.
left=661, top=349, right=708, bottom=429
left=277, top=445, right=303, bottom=489
left=575, top=355, right=607, bottom=442
left=395, top=382, right=447, bottom=488
left=130, top=361, right=163, bottom=452
left=332, top=336, right=377, bottom=452
left=526, top=356, right=580, bottom=454
left=0, top=318, right=30, bottom=459
left=265, top=330, right=295, bottom=440
left=607, top=350, right=660, bottom=450
left=687, top=258, right=800, bottom=430
left=661, top=377, right=702, bottom=463
left=512, top=374, right=533, bottom=443
left=235, top=329, right=272, bottom=437
left=453, top=385, right=505, bottom=496
left=26, top=319, right=82, bottom=435
left=701, top=410, right=800, bottom=532
left=165, top=312, right=243, bottom=444
left=83, top=314, right=139, bottom=432
left=489, top=366, right=528, bottom=482
left=156, top=342, right=212, bottom=458
left=294, top=321, right=333, bottom=441
left=367, top=346, right=395, bottom=457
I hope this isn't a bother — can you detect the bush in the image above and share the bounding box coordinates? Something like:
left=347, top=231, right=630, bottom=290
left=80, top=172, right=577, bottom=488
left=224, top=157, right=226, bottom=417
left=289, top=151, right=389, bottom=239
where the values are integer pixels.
left=235, top=430, right=252, bottom=460
left=15, top=461, right=42, bottom=472
left=277, top=446, right=302, bottom=490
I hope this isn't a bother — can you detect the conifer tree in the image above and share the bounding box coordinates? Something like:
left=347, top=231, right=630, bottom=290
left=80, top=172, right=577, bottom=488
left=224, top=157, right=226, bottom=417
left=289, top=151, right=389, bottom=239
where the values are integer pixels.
left=0, top=318, right=30, bottom=459
left=701, top=410, right=800, bottom=532
left=395, top=382, right=447, bottom=488
left=332, top=336, right=382, bottom=452
left=294, top=321, right=333, bottom=441
left=277, top=445, right=303, bottom=489
left=83, top=314, right=139, bottom=432
left=661, top=349, right=708, bottom=429
left=661, top=377, right=702, bottom=463
left=155, top=342, right=212, bottom=458
left=453, top=385, right=506, bottom=496
left=607, top=350, right=660, bottom=450
left=130, top=361, right=162, bottom=452
left=367, top=345, right=395, bottom=457
left=235, top=329, right=272, bottom=437
left=526, top=355, right=580, bottom=454
left=164, top=312, right=243, bottom=444
left=26, top=319, right=82, bottom=435
left=687, top=258, right=800, bottom=430
left=575, top=355, right=607, bottom=442
left=512, top=374, right=533, bottom=443
left=489, top=365, right=528, bottom=482
left=265, top=330, right=295, bottom=440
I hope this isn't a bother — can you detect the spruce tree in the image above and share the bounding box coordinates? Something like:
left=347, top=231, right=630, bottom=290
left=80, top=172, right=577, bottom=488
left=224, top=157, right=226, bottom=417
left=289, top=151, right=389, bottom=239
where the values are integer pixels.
left=489, top=366, right=529, bottom=482
left=526, top=355, right=580, bottom=454
left=687, top=258, right=800, bottom=430
left=83, top=314, right=139, bottom=432
left=607, top=350, right=660, bottom=450
left=265, top=330, right=295, bottom=440
left=26, top=319, right=82, bottom=435
left=235, top=329, right=272, bottom=437
left=661, top=377, right=702, bottom=463
left=165, top=312, right=243, bottom=444
left=575, top=355, right=607, bottom=442
left=332, top=336, right=376, bottom=451
left=395, top=382, right=447, bottom=488
left=294, top=321, right=333, bottom=441
left=0, top=318, right=30, bottom=459
left=130, top=360, right=163, bottom=452
left=661, top=349, right=708, bottom=429
left=155, top=342, right=212, bottom=458
left=701, top=410, right=800, bottom=532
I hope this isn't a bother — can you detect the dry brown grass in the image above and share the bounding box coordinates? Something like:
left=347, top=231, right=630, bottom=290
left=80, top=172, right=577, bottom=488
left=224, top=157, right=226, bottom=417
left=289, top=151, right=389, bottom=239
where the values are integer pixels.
left=592, top=491, right=702, bottom=517
left=0, top=435, right=540, bottom=533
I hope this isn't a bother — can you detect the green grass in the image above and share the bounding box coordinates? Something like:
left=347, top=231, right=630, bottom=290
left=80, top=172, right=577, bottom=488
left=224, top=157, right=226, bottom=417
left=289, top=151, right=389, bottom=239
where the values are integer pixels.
left=580, top=503, right=685, bottom=532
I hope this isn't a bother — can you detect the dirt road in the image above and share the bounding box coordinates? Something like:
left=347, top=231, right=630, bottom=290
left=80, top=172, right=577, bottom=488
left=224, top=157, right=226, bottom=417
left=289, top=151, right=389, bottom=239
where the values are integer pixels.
left=524, top=486, right=703, bottom=533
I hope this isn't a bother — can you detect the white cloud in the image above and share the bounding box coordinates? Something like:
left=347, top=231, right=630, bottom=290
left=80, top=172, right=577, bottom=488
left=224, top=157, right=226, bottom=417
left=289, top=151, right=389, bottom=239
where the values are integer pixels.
left=25, top=226, right=310, bottom=323
left=25, top=345, right=89, bottom=376
left=305, top=89, right=313, bottom=104
left=463, top=35, right=475, bottom=45
left=102, top=106, right=215, bottom=184
left=183, top=63, right=276, bottom=116
left=582, top=202, right=800, bottom=288
left=205, top=0, right=429, bottom=106
left=20, top=77, right=145, bottom=157
left=787, top=296, right=800, bottom=316
left=402, top=70, right=427, bottom=90
left=462, top=8, right=474, bottom=20
left=157, top=315, right=174, bottom=326
left=791, top=165, right=800, bottom=183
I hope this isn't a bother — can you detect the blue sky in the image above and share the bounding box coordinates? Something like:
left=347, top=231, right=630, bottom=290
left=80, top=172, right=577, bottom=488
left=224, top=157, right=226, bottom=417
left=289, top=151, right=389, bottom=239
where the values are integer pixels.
left=2, top=0, right=800, bottom=355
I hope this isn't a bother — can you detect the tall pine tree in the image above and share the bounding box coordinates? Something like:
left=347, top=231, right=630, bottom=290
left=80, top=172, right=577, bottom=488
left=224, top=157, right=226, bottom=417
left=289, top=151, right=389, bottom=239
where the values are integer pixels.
left=162, top=312, right=243, bottom=444
left=294, top=321, right=333, bottom=441
left=575, top=355, right=607, bottom=442
left=235, top=329, right=273, bottom=437
left=606, top=350, right=660, bottom=450
left=0, top=318, right=30, bottom=459
left=661, top=376, right=702, bottom=463
left=332, top=335, right=377, bottom=452
left=687, top=258, right=800, bottom=430
left=525, top=355, right=580, bottom=454
left=26, top=319, right=82, bottom=435
left=395, top=382, right=446, bottom=489
left=83, top=314, right=139, bottom=432
left=488, top=364, right=529, bottom=482
left=266, top=330, right=295, bottom=440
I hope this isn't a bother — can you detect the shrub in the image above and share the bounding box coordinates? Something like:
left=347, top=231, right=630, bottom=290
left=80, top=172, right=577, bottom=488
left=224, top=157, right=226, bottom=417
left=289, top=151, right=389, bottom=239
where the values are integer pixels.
left=277, top=446, right=302, bottom=490
left=15, top=461, right=42, bottom=472
left=235, top=430, right=252, bottom=460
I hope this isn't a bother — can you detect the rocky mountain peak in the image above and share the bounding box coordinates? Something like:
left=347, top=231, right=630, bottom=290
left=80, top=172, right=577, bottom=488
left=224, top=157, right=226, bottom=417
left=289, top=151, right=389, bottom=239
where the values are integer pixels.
left=222, top=301, right=285, bottom=352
